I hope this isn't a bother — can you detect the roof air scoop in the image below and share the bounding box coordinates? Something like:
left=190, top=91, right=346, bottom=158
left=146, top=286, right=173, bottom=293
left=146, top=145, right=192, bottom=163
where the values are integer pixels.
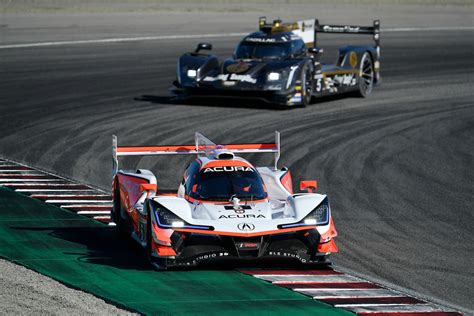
left=215, top=151, right=235, bottom=160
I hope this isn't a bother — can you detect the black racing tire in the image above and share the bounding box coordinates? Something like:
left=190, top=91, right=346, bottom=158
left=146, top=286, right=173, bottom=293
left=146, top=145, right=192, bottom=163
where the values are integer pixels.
left=301, top=64, right=314, bottom=107
left=113, top=183, right=132, bottom=236
left=112, top=183, right=126, bottom=234
left=146, top=208, right=154, bottom=262
left=356, top=52, right=374, bottom=98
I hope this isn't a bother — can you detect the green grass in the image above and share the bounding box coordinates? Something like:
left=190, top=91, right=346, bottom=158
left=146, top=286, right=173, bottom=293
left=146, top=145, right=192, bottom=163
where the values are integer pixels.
left=0, top=187, right=351, bottom=315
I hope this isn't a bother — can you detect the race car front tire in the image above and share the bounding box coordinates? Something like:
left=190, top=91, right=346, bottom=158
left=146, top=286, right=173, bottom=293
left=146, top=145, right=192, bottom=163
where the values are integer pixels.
left=301, top=64, right=314, bottom=107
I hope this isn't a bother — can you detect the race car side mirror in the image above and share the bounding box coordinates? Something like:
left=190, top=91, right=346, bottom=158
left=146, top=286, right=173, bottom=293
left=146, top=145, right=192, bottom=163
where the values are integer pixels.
left=300, top=180, right=317, bottom=193
left=140, top=183, right=157, bottom=192
left=308, top=47, right=323, bottom=55
left=195, top=43, right=212, bottom=53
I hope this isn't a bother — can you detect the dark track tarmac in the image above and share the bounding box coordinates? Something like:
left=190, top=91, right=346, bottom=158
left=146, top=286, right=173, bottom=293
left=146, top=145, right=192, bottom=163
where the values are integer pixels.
left=1, top=29, right=473, bottom=313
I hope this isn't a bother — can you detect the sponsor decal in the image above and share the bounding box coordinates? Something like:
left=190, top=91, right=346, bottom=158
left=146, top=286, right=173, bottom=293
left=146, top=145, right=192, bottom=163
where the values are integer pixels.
left=267, top=84, right=282, bottom=91
left=324, top=73, right=357, bottom=92
left=177, top=252, right=230, bottom=266
left=334, top=74, right=357, bottom=86
left=229, top=74, right=256, bottom=84
left=237, top=222, right=255, bottom=231
left=203, top=166, right=254, bottom=173
left=203, top=74, right=256, bottom=84
left=349, top=51, right=358, bottom=68
left=245, top=37, right=276, bottom=43
left=226, top=62, right=250, bottom=74
left=268, top=251, right=317, bottom=264
left=219, top=214, right=266, bottom=219
left=234, top=208, right=245, bottom=214
left=323, top=25, right=360, bottom=33
left=236, top=242, right=259, bottom=249
left=203, top=74, right=228, bottom=82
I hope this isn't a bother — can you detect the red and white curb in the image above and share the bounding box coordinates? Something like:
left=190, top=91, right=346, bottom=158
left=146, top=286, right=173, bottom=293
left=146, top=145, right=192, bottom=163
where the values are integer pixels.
left=0, top=158, right=465, bottom=315
left=240, top=269, right=463, bottom=315
left=0, top=158, right=114, bottom=225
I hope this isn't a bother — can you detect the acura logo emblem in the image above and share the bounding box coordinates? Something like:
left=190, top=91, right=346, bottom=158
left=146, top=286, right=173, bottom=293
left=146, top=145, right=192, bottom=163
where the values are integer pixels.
left=237, top=223, right=255, bottom=231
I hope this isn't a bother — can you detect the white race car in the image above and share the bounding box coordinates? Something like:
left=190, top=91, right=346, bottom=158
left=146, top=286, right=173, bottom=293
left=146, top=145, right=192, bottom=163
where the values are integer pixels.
left=112, top=132, right=338, bottom=269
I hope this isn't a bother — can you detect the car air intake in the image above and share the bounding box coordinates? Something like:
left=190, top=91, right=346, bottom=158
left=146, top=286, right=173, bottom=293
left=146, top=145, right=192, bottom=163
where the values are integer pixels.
left=216, top=151, right=235, bottom=160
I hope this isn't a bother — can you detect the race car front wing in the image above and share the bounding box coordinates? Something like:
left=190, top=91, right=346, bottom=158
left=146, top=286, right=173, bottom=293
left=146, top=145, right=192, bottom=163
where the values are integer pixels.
left=164, top=228, right=337, bottom=267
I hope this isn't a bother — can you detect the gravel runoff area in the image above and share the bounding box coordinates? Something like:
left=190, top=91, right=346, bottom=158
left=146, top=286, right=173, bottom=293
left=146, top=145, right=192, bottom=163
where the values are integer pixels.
left=0, top=259, right=137, bottom=315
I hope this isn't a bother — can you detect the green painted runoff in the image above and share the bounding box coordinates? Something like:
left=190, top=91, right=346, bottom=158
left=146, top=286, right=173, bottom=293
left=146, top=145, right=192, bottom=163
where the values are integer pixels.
left=0, top=187, right=350, bottom=315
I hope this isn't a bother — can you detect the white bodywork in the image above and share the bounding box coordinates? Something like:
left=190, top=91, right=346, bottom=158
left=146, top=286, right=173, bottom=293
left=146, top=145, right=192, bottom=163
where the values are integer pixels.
left=114, top=131, right=332, bottom=239
left=160, top=164, right=330, bottom=237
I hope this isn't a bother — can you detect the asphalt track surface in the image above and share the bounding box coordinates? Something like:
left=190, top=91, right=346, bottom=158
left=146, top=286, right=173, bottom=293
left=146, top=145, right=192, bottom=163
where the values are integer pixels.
left=1, top=11, right=474, bottom=316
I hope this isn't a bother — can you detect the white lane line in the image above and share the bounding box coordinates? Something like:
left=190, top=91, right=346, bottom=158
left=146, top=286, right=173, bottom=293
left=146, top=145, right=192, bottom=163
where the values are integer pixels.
left=384, top=26, right=474, bottom=32
left=31, top=194, right=112, bottom=199
left=293, top=287, right=369, bottom=291
left=15, top=189, right=98, bottom=192
left=346, top=303, right=445, bottom=313
left=47, top=199, right=112, bottom=203
left=5, top=183, right=87, bottom=186
left=302, top=289, right=399, bottom=299
left=61, top=204, right=112, bottom=208
left=1, top=26, right=473, bottom=50
left=0, top=170, right=44, bottom=173
left=0, top=178, right=61, bottom=181
left=0, top=32, right=246, bottom=49
left=93, top=216, right=111, bottom=219
left=253, top=274, right=360, bottom=283
left=77, top=210, right=111, bottom=215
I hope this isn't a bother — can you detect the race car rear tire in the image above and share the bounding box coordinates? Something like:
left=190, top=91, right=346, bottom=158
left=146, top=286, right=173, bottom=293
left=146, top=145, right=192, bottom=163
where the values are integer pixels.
left=113, top=184, right=127, bottom=235
left=356, top=52, right=374, bottom=97
left=146, top=208, right=171, bottom=270
left=301, top=64, right=313, bottom=107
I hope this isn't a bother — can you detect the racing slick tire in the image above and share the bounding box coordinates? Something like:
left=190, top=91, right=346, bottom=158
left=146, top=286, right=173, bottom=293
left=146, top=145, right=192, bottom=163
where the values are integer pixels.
left=301, top=63, right=314, bottom=107
left=112, top=183, right=132, bottom=236
left=112, top=183, right=126, bottom=235
left=356, top=51, right=374, bottom=98
left=146, top=207, right=172, bottom=270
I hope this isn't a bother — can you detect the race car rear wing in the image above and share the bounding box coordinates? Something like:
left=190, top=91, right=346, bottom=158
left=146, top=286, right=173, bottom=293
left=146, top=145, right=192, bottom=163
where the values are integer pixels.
left=112, top=131, right=281, bottom=175
left=314, top=20, right=380, bottom=57
left=258, top=17, right=380, bottom=55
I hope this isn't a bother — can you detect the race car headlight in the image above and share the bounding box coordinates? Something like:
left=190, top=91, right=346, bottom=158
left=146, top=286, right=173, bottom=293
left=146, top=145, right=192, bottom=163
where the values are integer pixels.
left=187, top=69, right=197, bottom=78
left=171, top=221, right=185, bottom=228
left=267, top=72, right=280, bottom=81
left=156, top=207, right=183, bottom=227
left=303, top=202, right=330, bottom=225
left=154, top=205, right=213, bottom=230
left=278, top=198, right=330, bottom=229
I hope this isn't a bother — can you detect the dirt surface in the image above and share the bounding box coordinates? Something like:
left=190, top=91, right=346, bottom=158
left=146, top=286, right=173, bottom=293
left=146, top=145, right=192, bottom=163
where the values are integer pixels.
left=0, top=259, right=137, bottom=315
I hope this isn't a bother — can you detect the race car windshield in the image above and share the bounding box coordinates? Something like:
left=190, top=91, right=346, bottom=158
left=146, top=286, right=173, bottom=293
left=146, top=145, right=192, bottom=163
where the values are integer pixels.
left=235, top=42, right=291, bottom=60
left=188, top=167, right=267, bottom=201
